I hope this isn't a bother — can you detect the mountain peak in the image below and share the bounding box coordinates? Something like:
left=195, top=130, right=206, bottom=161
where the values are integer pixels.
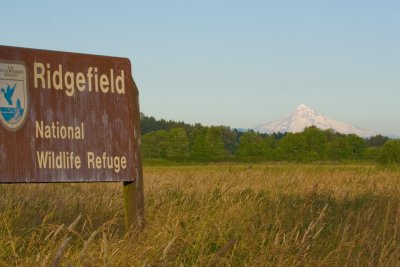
left=296, top=104, right=313, bottom=111
left=294, top=104, right=319, bottom=117
left=254, top=105, right=376, bottom=138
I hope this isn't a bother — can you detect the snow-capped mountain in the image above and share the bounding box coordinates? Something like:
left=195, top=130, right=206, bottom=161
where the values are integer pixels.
left=254, top=104, right=376, bottom=138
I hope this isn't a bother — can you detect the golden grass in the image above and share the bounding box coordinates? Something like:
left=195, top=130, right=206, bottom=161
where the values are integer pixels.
left=1, top=164, right=400, bottom=266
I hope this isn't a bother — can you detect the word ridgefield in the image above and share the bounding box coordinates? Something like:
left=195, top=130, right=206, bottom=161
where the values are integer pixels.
left=33, top=62, right=126, bottom=97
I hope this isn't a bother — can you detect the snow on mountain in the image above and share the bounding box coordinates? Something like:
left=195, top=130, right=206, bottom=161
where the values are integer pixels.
left=254, top=104, right=377, bottom=138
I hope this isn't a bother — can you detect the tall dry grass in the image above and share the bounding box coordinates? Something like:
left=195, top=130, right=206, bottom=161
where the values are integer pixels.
left=1, top=164, right=400, bottom=266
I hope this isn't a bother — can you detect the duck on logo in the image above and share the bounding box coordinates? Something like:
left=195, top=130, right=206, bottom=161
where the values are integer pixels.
left=0, top=62, right=28, bottom=131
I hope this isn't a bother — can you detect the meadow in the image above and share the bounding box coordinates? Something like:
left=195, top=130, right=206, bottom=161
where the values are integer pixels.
left=1, top=163, right=400, bottom=266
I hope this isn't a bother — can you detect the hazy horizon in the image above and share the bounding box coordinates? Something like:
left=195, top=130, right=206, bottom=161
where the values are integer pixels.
left=1, top=1, right=399, bottom=135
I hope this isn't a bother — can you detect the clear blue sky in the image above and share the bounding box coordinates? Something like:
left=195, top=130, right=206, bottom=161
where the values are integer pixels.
left=1, top=1, right=399, bottom=136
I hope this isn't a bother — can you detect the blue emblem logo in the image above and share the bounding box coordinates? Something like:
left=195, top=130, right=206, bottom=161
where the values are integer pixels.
left=0, top=62, right=28, bottom=131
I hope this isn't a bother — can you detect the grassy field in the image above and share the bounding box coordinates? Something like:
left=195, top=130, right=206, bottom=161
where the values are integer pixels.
left=1, top=163, right=400, bottom=266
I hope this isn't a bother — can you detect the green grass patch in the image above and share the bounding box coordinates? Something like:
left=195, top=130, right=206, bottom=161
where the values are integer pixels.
left=1, top=164, right=400, bottom=265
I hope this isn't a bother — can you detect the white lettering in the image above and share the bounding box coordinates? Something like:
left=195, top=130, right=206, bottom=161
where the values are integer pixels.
left=33, top=62, right=127, bottom=97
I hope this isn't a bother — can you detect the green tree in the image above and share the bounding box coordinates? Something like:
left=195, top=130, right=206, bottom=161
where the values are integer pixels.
left=141, top=130, right=168, bottom=158
left=365, top=147, right=381, bottom=161
left=278, top=133, right=307, bottom=161
left=367, top=134, right=389, bottom=147
left=346, top=134, right=367, bottom=159
left=327, top=136, right=352, bottom=160
left=263, top=135, right=277, bottom=160
left=326, top=134, right=367, bottom=160
left=324, top=128, right=338, bottom=142
left=277, top=128, right=328, bottom=162
left=236, top=132, right=267, bottom=158
left=302, top=126, right=328, bottom=160
left=378, top=140, right=400, bottom=164
left=166, top=127, right=190, bottom=160
left=191, top=127, right=226, bottom=161
left=221, top=127, right=239, bottom=156
left=206, top=127, right=225, bottom=161
left=190, top=128, right=209, bottom=161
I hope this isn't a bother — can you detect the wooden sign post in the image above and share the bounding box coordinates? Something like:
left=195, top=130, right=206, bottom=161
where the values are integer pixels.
left=0, top=45, right=144, bottom=230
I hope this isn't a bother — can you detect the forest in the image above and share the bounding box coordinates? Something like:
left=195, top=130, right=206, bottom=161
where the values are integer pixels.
left=140, top=113, right=400, bottom=164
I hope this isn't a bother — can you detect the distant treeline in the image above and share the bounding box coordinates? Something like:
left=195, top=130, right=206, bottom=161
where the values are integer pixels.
left=140, top=113, right=400, bottom=164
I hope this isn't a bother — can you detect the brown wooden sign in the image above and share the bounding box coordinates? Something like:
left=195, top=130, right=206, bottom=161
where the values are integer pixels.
left=0, top=46, right=142, bottom=183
